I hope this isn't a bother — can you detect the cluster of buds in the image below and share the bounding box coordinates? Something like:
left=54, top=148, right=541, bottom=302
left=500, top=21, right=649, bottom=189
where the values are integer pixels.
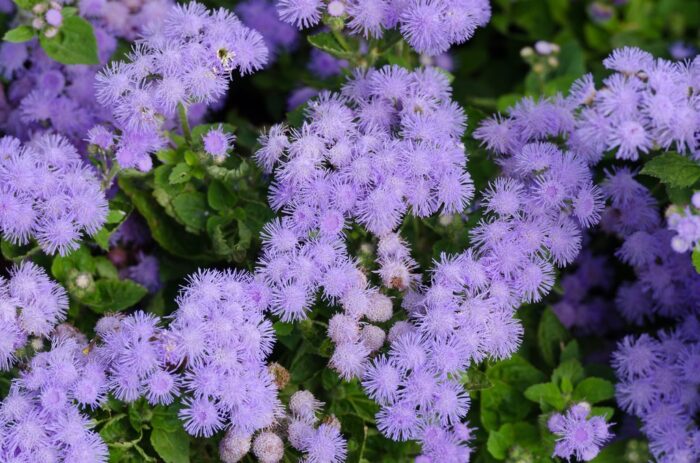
left=521, top=40, right=561, bottom=75
left=29, top=1, right=65, bottom=38
left=666, top=192, right=700, bottom=253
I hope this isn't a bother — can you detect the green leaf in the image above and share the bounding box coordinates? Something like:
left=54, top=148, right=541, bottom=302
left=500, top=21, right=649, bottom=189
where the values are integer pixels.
left=151, top=404, right=182, bottom=432
left=39, top=16, right=99, bottom=65
left=307, top=32, right=355, bottom=59
left=119, top=177, right=218, bottom=262
left=3, top=25, right=35, bottom=43
left=274, top=322, right=294, bottom=336
left=1, top=239, right=40, bottom=262
left=168, top=163, right=191, bottom=185
left=590, top=406, right=615, bottom=421
left=487, top=422, right=538, bottom=460
left=573, top=378, right=615, bottom=404
left=13, top=0, right=42, bottom=9
left=207, top=180, right=235, bottom=212
left=524, top=382, right=566, bottom=410
left=692, top=247, right=700, bottom=274
left=150, top=427, right=189, bottom=463
left=172, top=192, right=208, bottom=232
left=560, top=340, right=580, bottom=363
left=460, top=366, right=493, bottom=391
left=538, top=307, right=570, bottom=367
left=640, top=152, right=700, bottom=188
left=552, top=359, right=585, bottom=389
left=79, top=279, right=147, bottom=313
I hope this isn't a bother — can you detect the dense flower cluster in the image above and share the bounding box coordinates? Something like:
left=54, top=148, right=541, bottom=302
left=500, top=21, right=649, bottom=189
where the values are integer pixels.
left=0, top=335, right=109, bottom=462
left=0, top=35, right=114, bottom=145
left=353, top=74, right=605, bottom=458
left=78, top=0, right=172, bottom=41
left=0, top=0, right=177, bottom=146
left=0, top=262, right=68, bottom=371
left=276, top=0, right=491, bottom=56
left=95, top=2, right=268, bottom=170
left=601, top=170, right=700, bottom=461
left=0, top=268, right=281, bottom=460
left=0, top=134, right=108, bottom=255
left=602, top=169, right=700, bottom=323
left=572, top=48, right=699, bottom=161
left=167, top=269, right=280, bottom=438
left=547, top=403, right=613, bottom=461
left=666, top=192, right=700, bottom=253
left=255, top=66, right=473, bottom=382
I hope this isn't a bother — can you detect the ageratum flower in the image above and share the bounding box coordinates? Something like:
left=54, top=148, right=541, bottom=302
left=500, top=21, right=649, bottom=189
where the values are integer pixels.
left=276, top=0, right=491, bottom=56
left=0, top=134, right=108, bottom=255
left=548, top=403, right=613, bottom=461
left=95, top=2, right=269, bottom=170
left=0, top=262, right=68, bottom=371
left=255, top=65, right=473, bottom=383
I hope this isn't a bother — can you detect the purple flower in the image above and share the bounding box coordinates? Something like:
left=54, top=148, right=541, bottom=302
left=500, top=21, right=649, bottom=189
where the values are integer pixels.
left=0, top=134, right=107, bottom=255
left=548, top=403, right=613, bottom=461
left=94, top=2, right=268, bottom=170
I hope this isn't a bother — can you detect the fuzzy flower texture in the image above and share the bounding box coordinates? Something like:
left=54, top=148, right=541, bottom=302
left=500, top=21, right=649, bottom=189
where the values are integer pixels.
left=0, top=134, right=108, bottom=255
left=94, top=2, right=268, bottom=171
left=548, top=403, right=612, bottom=461
left=0, top=268, right=279, bottom=461
left=276, top=0, right=491, bottom=56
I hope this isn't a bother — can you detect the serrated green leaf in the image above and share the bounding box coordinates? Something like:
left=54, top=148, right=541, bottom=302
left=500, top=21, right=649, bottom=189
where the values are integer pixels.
left=487, top=422, right=539, bottom=460
left=150, top=426, right=189, bottom=463
left=3, top=25, right=35, bottom=43
left=79, top=279, right=147, bottom=313
left=307, top=32, right=355, bottom=59
left=168, top=163, right=191, bottom=185
left=524, top=382, right=566, bottom=410
left=207, top=180, right=235, bottom=212
left=560, top=340, right=580, bottom=363
left=640, top=152, right=700, bottom=188
left=552, top=359, right=584, bottom=389
left=39, top=16, right=99, bottom=65
left=572, top=378, right=615, bottom=404
left=171, top=191, right=208, bottom=232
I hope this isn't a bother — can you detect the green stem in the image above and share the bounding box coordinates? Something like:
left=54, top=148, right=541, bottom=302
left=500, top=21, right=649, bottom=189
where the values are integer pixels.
left=101, top=161, right=120, bottom=191
left=178, top=102, right=192, bottom=144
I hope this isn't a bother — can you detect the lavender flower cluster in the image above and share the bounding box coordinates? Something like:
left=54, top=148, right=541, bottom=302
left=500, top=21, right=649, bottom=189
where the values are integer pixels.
left=350, top=74, right=605, bottom=458
left=547, top=403, right=613, bottom=461
left=255, top=65, right=473, bottom=382
left=276, top=0, right=491, bottom=56
left=0, top=134, right=108, bottom=255
left=666, top=192, right=700, bottom=253
left=94, top=2, right=268, bottom=171
left=598, top=170, right=700, bottom=461
left=570, top=47, right=699, bottom=161
left=0, top=262, right=68, bottom=371
left=0, top=0, right=176, bottom=147
left=0, top=268, right=281, bottom=461
left=602, top=169, right=700, bottom=323
left=0, top=34, right=114, bottom=145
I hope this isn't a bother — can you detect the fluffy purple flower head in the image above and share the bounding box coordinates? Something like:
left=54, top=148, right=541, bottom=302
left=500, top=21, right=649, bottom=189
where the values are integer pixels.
left=95, top=2, right=268, bottom=170
left=0, top=134, right=108, bottom=255
left=548, top=403, right=613, bottom=461
left=275, top=0, right=490, bottom=55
